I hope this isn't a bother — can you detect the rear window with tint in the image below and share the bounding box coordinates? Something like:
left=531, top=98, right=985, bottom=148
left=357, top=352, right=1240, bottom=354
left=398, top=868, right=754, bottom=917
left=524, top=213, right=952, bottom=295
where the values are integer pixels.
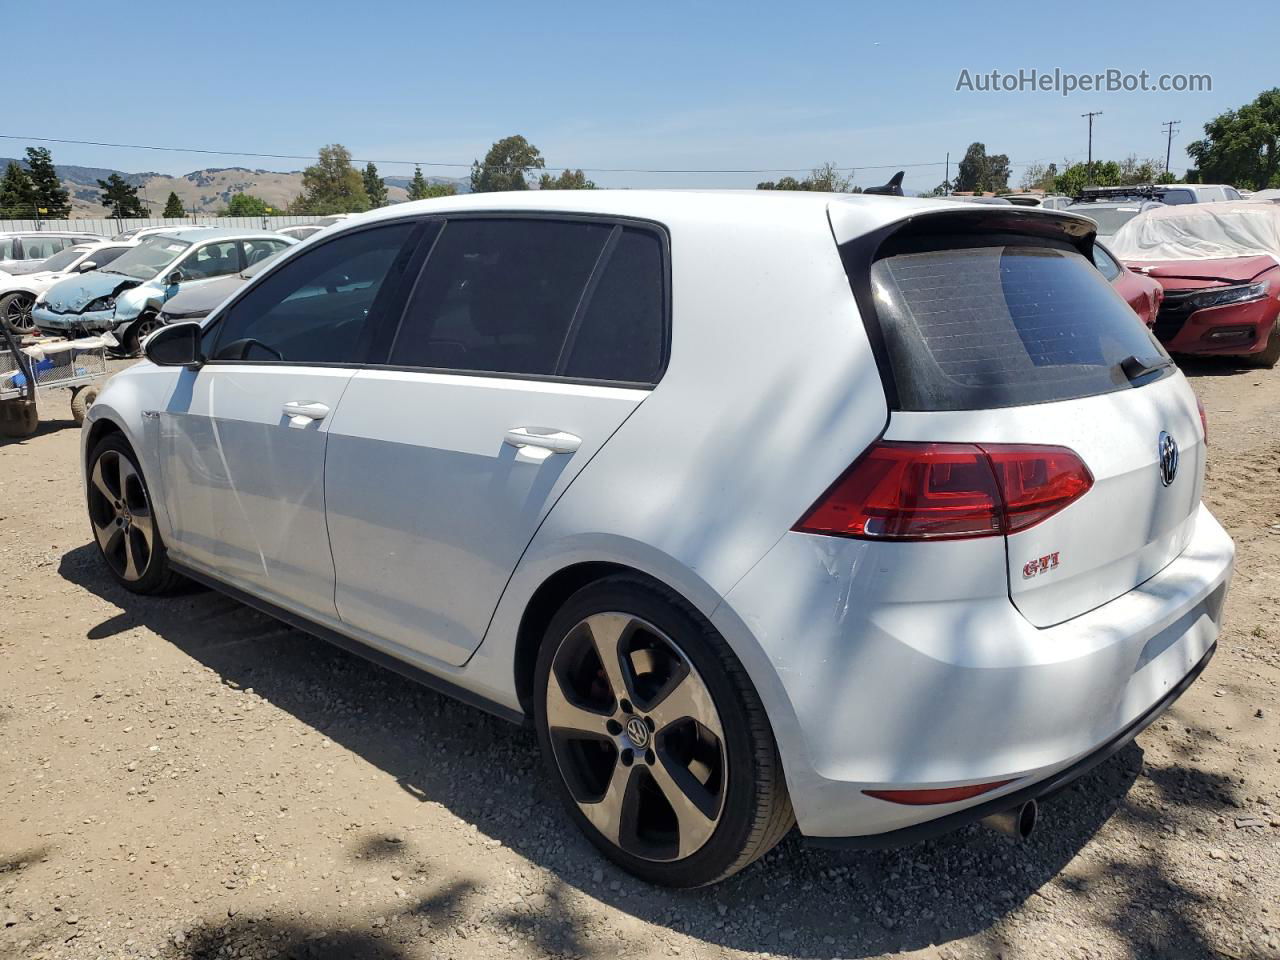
left=868, top=243, right=1168, bottom=411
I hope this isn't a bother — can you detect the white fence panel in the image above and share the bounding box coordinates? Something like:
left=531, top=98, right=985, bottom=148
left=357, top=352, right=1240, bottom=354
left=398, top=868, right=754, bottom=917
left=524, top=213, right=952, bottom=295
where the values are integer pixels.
left=0, top=216, right=327, bottom=236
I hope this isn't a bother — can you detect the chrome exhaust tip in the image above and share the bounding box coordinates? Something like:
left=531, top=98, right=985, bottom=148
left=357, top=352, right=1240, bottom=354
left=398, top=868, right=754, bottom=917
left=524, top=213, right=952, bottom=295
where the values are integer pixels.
left=980, top=799, right=1037, bottom=841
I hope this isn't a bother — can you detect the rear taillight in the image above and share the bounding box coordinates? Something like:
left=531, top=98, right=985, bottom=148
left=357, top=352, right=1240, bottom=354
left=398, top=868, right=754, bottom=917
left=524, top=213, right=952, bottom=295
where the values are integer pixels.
left=793, top=441, right=1093, bottom=541
left=863, top=779, right=1014, bottom=805
left=1195, top=393, right=1208, bottom=445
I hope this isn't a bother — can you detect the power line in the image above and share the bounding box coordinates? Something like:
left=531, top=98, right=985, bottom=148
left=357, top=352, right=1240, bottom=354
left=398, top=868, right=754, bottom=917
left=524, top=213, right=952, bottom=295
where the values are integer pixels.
left=0, top=132, right=1070, bottom=178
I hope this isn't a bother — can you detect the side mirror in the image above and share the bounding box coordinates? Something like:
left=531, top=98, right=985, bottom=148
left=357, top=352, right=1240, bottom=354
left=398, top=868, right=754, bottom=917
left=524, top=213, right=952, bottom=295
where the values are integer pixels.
left=166, top=269, right=184, bottom=285
left=144, top=321, right=203, bottom=367
left=77, top=260, right=97, bottom=273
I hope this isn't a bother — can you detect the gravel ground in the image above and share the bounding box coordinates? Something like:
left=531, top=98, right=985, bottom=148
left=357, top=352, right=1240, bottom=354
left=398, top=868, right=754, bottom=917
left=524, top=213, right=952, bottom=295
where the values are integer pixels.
left=1, top=358, right=1278, bottom=960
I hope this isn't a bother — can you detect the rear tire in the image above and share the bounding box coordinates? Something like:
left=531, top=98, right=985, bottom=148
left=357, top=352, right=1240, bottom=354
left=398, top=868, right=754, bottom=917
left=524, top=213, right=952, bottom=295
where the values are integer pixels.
left=86, top=433, right=184, bottom=595
left=1247, top=319, right=1280, bottom=369
left=71, top=385, right=99, bottom=425
left=0, top=292, right=36, bottom=335
left=533, top=575, right=793, bottom=887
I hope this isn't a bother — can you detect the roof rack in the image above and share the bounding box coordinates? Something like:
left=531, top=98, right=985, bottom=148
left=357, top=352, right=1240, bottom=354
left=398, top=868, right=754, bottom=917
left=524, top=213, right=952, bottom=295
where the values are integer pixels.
left=1072, top=184, right=1164, bottom=203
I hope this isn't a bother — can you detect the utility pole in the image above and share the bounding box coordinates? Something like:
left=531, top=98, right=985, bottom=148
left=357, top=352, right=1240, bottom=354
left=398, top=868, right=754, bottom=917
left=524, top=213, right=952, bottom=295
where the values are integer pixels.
left=1081, top=111, right=1103, bottom=184
left=945, top=152, right=950, bottom=195
left=1161, top=120, right=1181, bottom=175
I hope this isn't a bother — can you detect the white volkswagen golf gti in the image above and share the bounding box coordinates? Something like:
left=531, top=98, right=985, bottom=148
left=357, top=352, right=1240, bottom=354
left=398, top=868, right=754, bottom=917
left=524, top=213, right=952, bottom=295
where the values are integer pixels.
left=82, top=191, right=1234, bottom=887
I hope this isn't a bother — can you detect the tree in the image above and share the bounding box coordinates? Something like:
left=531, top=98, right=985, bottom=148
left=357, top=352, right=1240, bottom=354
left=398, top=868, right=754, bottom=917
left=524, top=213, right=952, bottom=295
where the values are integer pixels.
left=363, top=162, right=388, bottom=208
left=1019, top=162, right=1058, bottom=192
left=407, top=165, right=430, bottom=200
left=162, top=191, right=186, bottom=218
left=97, top=173, right=146, bottom=219
left=1048, top=155, right=1168, bottom=197
left=226, top=193, right=270, bottom=216
left=1186, top=88, right=1280, bottom=190
left=538, top=169, right=596, bottom=190
left=294, top=144, right=370, bottom=214
left=0, top=162, right=37, bottom=217
left=756, top=162, right=858, bottom=192
left=954, top=142, right=1011, bottom=194
left=24, top=147, right=70, bottom=218
left=470, top=135, right=545, bottom=193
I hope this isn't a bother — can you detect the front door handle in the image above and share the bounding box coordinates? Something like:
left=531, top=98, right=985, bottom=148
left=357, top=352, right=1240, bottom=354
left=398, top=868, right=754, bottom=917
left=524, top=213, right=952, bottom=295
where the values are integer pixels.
left=282, top=401, right=330, bottom=424
left=504, top=427, right=582, bottom=456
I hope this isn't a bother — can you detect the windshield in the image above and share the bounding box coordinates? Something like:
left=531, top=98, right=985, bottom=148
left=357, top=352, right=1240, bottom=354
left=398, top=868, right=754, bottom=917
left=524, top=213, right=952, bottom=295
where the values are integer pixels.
left=39, top=246, right=91, bottom=273
left=101, top=237, right=191, bottom=279
left=1066, top=205, right=1142, bottom=237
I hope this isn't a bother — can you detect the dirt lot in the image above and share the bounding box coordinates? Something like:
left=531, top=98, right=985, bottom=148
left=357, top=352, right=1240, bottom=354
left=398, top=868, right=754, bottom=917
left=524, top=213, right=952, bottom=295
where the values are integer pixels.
left=2, top=359, right=1278, bottom=960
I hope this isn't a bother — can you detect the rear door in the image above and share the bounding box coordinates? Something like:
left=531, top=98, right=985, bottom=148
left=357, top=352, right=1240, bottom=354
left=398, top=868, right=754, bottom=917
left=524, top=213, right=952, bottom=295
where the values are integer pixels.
left=158, top=220, right=422, bottom=619
left=842, top=221, right=1204, bottom=626
left=324, top=217, right=668, bottom=665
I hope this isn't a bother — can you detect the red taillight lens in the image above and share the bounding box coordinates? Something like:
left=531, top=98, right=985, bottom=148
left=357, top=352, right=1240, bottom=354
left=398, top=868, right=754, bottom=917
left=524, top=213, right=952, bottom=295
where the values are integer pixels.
left=863, top=780, right=1014, bottom=805
left=794, top=441, right=1093, bottom=541
left=1195, top=393, right=1208, bottom=445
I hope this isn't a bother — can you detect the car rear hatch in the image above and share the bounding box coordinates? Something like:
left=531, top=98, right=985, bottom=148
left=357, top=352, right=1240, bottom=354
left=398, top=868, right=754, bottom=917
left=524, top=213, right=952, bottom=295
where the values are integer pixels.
left=828, top=204, right=1206, bottom=626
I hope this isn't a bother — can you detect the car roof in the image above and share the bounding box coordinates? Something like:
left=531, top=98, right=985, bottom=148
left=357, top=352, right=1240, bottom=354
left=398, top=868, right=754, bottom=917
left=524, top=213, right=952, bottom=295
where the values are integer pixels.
left=146, top=227, right=291, bottom=242
left=330, top=189, right=1083, bottom=243
left=0, top=230, right=99, bottom=238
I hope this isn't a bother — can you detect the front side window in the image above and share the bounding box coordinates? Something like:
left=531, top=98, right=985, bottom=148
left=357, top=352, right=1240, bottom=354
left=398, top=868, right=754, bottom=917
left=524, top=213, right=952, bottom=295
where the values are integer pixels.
left=38, top=246, right=91, bottom=273
left=20, top=236, right=70, bottom=260
left=90, top=246, right=130, bottom=269
left=102, top=237, right=190, bottom=280
left=389, top=218, right=667, bottom=383
left=210, top=222, right=417, bottom=364
left=180, top=241, right=241, bottom=281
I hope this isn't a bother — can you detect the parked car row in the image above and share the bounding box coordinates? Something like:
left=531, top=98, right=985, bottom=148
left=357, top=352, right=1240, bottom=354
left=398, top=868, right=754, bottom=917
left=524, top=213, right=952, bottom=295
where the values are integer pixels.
left=1, top=239, right=140, bottom=334
left=28, top=229, right=295, bottom=352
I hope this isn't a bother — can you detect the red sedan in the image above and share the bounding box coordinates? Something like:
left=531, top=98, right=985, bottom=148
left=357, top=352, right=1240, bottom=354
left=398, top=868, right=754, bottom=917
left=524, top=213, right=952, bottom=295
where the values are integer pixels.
left=1111, top=203, right=1280, bottom=367
left=1094, top=242, right=1162, bottom=327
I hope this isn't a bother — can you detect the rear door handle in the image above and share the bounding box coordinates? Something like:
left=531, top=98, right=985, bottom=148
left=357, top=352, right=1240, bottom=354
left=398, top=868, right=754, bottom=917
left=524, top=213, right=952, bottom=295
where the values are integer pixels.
left=282, top=401, right=330, bottom=424
left=504, top=427, right=581, bottom=455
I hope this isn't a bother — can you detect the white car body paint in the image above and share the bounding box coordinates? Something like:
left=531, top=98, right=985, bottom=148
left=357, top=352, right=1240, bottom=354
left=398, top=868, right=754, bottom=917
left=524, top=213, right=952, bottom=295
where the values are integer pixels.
left=83, top=190, right=1234, bottom=843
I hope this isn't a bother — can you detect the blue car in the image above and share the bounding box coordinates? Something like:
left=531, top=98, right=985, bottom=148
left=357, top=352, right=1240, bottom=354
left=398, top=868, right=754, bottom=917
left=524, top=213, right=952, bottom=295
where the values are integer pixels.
left=33, top=228, right=294, bottom=353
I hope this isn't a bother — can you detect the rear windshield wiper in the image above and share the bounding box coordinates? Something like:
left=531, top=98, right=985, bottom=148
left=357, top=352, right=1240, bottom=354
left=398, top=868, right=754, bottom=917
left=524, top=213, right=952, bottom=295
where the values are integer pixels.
left=1118, top=354, right=1174, bottom=381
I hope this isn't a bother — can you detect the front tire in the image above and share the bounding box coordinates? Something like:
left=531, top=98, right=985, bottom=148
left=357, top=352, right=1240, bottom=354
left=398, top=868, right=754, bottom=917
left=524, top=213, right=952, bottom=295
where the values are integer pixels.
left=86, top=433, right=184, bottom=594
left=122, top=313, right=162, bottom=357
left=533, top=575, right=793, bottom=887
left=0, top=292, right=36, bottom=335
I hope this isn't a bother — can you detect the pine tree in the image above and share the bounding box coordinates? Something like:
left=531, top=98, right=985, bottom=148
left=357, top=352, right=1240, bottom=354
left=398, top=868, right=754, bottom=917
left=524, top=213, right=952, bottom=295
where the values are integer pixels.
left=24, top=147, right=70, bottom=218
left=363, top=162, right=388, bottom=207
left=0, top=162, right=37, bottom=217
left=407, top=165, right=430, bottom=200
left=97, top=173, right=146, bottom=219
left=162, top=191, right=185, bottom=218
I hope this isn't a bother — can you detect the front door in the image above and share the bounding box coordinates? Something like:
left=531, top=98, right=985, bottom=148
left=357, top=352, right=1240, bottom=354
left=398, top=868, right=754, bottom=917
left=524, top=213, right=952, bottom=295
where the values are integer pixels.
left=325, top=217, right=668, bottom=665
left=158, top=220, right=423, bottom=620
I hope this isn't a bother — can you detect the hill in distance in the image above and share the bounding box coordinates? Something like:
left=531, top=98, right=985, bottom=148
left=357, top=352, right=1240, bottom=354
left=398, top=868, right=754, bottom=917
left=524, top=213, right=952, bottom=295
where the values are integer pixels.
left=0, top=158, right=468, bottom=217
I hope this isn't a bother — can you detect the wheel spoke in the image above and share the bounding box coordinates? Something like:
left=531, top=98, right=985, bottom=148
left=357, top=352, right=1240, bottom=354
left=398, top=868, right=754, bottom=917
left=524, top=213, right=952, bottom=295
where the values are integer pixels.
left=647, top=669, right=723, bottom=739
left=118, top=456, right=136, bottom=502
left=92, top=517, right=121, bottom=555
left=578, top=757, right=635, bottom=846
left=648, top=754, right=720, bottom=859
left=90, top=458, right=115, bottom=502
left=121, top=533, right=141, bottom=580
left=585, top=613, right=635, bottom=706
left=130, top=511, right=154, bottom=552
left=545, top=668, right=611, bottom=736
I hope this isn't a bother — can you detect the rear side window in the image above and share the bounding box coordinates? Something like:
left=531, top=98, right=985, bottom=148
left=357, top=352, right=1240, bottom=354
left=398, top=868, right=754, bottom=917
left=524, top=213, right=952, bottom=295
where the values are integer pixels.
left=389, top=218, right=666, bottom=384
left=866, top=243, right=1167, bottom=411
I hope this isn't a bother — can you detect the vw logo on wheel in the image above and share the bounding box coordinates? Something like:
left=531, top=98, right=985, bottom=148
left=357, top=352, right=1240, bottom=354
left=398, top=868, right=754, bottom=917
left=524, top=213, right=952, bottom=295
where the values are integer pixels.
left=625, top=716, right=651, bottom=749
left=1158, top=431, right=1179, bottom=487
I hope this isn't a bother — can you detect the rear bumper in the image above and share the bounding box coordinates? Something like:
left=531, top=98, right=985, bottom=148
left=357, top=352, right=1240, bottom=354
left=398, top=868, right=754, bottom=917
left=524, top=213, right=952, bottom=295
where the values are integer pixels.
left=715, top=503, right=1234, bottom=841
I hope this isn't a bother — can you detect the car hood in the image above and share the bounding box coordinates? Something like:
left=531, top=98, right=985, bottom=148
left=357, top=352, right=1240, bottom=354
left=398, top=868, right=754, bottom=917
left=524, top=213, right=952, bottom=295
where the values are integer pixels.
left=160, top=274, right=248, bottom=318
left=41, top=271, right=142, bottom=313
left=1122, top=255, right=1278, bottom=285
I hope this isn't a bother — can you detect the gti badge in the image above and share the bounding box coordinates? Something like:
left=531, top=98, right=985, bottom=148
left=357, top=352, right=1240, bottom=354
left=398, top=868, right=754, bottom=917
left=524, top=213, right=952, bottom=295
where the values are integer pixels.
left=1023, top=552, right=1060, bottom=579
left=1158, top=431, right=1179, bottom=487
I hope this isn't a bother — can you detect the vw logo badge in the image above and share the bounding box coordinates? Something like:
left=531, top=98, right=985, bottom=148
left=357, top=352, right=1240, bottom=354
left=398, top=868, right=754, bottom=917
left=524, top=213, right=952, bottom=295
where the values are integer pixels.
left=625, top=716, right=651, bottom=749
left=1158, top=431, right=1179, bottom=487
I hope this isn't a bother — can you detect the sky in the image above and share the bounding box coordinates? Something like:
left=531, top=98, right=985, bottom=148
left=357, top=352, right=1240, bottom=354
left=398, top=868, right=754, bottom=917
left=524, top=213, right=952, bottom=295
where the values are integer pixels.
left=4, top=0, right=1276, bottom=194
